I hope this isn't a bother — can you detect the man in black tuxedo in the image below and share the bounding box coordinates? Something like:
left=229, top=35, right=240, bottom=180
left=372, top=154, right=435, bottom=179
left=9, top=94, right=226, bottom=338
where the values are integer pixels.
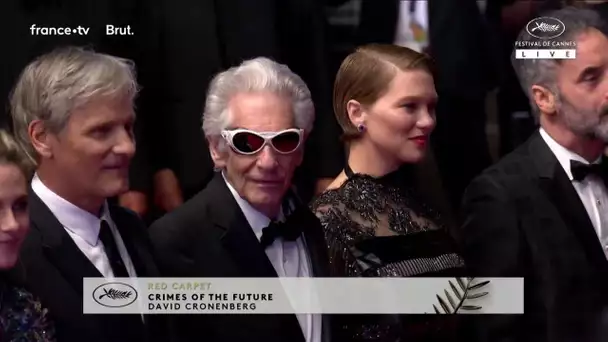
left=457, top=6, right=608, bottom=342
left=149, top=57, right=331, bottom=342
left=8, top=47, right=166, bottom=342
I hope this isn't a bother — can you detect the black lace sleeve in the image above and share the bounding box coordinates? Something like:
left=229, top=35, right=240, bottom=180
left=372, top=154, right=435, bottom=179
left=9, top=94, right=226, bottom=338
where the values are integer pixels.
left=312, top=201, right=364, bottom=277
left=310, top=176, right=468, bottom=341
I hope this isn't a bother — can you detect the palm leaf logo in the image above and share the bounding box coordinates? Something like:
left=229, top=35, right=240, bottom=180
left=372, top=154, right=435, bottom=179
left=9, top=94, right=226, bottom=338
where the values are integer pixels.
left=433, top=277, right=490, bottom=314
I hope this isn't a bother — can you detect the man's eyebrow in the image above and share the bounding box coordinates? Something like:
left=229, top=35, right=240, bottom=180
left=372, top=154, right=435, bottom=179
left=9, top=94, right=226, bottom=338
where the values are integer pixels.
left=576, top=65, right=602, bottom=82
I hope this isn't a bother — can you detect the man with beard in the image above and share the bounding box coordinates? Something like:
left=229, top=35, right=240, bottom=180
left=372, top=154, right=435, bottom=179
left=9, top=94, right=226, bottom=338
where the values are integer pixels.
left=456, top=6, right=608, bottom=342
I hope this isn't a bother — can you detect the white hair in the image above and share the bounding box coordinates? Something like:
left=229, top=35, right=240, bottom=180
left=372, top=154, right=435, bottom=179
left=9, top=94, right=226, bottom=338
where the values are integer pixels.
left=202, top=57, right=315, bottom=138
left=10, top=46, right=139, bottom=161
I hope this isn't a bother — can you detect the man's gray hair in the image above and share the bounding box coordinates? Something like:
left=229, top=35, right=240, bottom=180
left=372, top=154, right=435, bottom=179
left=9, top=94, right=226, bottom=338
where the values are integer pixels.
left=511, top=6, right=607, bottom=118
left=202, top=57, right=315, bottom=138
left=10, top=46, right=139, bottom=161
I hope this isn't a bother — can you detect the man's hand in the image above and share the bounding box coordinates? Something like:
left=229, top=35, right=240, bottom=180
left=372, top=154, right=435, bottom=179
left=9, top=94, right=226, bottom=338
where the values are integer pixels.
left=153, top=169, right=184, bottom=212
left=119, top=191, right=148, bottom=217
left=315, top=178, right=334, bottom=195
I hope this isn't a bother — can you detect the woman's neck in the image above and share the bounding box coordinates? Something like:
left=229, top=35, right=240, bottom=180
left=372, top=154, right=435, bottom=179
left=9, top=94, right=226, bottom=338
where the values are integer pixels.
left=347, top=140, right=400, bottom=178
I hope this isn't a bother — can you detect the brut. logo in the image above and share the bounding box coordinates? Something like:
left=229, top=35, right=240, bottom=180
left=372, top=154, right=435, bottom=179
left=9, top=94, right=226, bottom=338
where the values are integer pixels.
left=526, top=17, right=566, bottom=39
left=93, top=282, right=138, bottom=308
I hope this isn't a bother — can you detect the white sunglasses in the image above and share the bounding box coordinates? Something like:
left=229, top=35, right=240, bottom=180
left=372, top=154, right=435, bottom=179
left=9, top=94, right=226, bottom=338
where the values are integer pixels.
left=220, top=128, right=303, bottom=155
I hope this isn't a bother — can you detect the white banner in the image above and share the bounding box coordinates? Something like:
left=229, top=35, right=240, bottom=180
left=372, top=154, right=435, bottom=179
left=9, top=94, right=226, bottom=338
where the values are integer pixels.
left=83, top=277, right=523, bottom=315
left=515, top=49, right=576, bottom=59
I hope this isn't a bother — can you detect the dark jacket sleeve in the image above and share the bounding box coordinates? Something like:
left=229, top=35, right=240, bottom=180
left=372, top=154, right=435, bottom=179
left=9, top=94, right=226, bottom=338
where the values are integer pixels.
left=148, top=213, right=211, bottom=342
left=456, top=173, right=526, bottom=342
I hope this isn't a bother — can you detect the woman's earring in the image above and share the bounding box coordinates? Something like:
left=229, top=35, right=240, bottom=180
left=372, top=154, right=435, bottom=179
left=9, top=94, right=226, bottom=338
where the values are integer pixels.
left=357, top=124, right=366, bottom=132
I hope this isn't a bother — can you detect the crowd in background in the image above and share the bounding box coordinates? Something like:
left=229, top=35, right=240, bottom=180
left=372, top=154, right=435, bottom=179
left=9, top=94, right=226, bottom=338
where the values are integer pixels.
left=1, top=0, right=589, bottom=222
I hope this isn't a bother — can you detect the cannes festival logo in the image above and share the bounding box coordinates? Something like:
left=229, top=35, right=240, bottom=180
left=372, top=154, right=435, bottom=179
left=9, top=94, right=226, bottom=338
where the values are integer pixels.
left=93, top=282, right=138, bottom=308
left=526, top=17, right=566, bottom=39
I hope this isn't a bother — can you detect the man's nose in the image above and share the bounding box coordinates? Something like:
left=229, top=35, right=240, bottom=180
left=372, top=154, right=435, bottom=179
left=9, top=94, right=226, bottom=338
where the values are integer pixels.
left=256, top=145, right=279, bottom=169
left=418, top=110, right=436, bottom=132
left=114, top=128, right=136, bottom=157
left=0, top=209, right=19, bottom=234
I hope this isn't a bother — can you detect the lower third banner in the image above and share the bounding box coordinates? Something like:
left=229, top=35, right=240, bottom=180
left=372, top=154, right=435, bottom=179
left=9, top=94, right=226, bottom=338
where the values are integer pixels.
left=83, top=277, right=523, bottom=314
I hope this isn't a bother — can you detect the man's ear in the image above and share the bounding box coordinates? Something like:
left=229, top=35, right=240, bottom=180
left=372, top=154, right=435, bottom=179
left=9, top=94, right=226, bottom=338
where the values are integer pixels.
left=208, top=136, right=227, bottom=169
left=346, top=99, right=367, bottom=127
left=28, top=120, right=53, bottom=158
left=531, top=85, right=557, bottom=116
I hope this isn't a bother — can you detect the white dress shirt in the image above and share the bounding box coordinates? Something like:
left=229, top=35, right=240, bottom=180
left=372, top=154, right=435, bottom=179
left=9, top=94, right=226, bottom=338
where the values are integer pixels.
left=540, top=129, right=608, bottom=257
left=31, top=174, right=138, bottom=279
left=223, top=174, right=321, bottom=342
left=394, top=0, right=429, bottom=52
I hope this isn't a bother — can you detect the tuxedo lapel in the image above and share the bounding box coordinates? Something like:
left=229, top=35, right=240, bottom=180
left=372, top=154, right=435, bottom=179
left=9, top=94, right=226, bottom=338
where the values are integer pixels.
left=288, top=191, right=333, bottom=342
left=209, top=174, right=305, bottom=341
left=28, top=190, right=102, bottom=295
left=28, top=191, right=147, bottom=342
left=296, top=205, right=330, bottom=278
left=529, top=134, right=608, bottom=273
left=303, top=220, right=332, bottom=342
left=208, top=174, right=278, bottom=278
left=109, top=207, right=157, bottom=278
left=542, top=171, right=608, bottom=270
left=285, top=187, right=330, bottom=278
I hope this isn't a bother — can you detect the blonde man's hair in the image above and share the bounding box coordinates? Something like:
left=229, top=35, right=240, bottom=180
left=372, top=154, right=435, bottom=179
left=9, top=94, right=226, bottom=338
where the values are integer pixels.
left=333, top=44, right=433, bottom=141
left=10, top=46, right=139, bottom=161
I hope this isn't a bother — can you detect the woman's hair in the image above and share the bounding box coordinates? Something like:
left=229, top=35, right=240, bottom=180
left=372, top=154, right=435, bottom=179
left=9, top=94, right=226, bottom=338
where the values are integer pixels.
left=0, top=129, right=34, bottom=181
left=333, top=44, right=433, bottom=141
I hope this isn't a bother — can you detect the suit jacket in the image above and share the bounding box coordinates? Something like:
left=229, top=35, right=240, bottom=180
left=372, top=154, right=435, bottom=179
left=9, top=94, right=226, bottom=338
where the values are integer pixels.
left=148, top=172, right=333, bottom=342
left=10, top=190, right=168, bottom=342
left=153, top=0, right=342, bottom=202
left=457, top=132, right=608, bottom=342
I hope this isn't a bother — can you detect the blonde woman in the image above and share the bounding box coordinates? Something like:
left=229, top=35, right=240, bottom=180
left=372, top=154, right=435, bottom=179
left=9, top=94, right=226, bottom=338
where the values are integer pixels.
left=0, top=130, right=55, bottom=341
left=311, top=44, right=466, bottom=341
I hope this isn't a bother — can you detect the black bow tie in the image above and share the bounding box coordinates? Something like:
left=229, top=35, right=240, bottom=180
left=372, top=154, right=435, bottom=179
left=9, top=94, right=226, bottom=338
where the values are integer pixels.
left=259, top=206, right=309, bottom=248
left=571, top=159, right=606, bottom=182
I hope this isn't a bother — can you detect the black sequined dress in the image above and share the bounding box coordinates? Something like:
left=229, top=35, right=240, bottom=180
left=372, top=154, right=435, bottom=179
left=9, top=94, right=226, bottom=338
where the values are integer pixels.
left=310, top=165, right=467, bottom=342
left=0, top=273, right=55, bottom=342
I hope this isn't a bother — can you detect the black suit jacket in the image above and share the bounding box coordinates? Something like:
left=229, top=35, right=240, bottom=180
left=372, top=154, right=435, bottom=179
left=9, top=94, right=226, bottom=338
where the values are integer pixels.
left=149, top=172, right=332, bottom=342
left=11, top=190, right=167, bottom=342
left=457, top=132, right=608, bottom=342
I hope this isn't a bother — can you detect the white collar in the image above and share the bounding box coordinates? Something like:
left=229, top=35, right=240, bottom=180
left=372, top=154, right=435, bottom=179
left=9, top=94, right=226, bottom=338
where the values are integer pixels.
left=539, top=128, right=602, bottom=181
left=31, top=173, right=112, bottom=246
left=221, top=172, right=285, bottom=240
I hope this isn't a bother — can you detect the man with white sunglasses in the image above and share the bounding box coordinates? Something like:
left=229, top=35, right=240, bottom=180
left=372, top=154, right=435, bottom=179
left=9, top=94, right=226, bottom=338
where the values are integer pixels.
left=149, top=57, right=331, bottom=342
